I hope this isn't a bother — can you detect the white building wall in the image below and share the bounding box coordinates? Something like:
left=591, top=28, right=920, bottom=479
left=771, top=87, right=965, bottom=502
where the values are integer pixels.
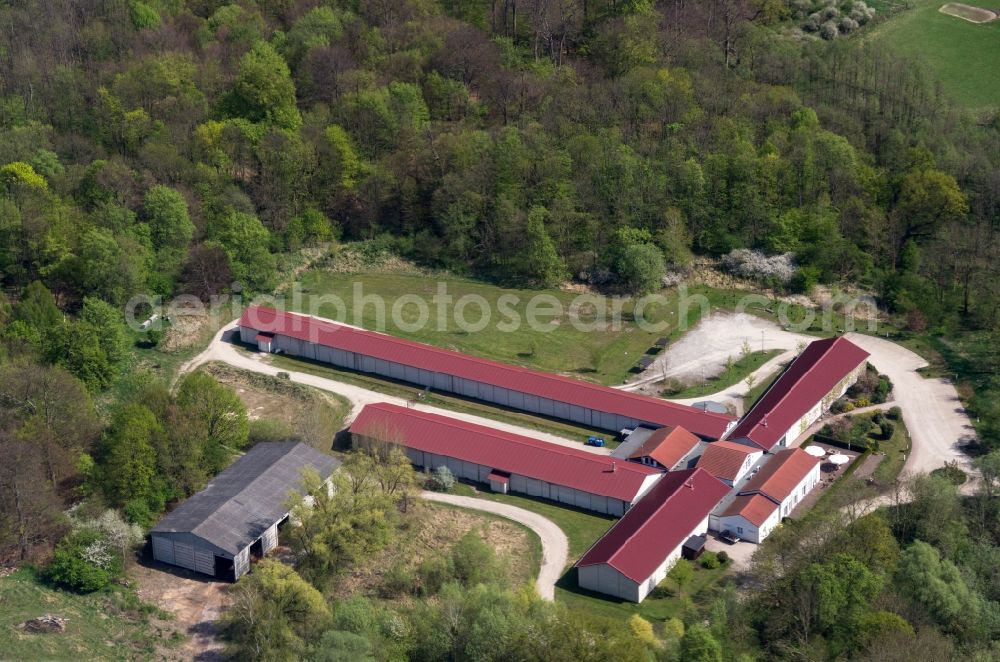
left=578, top=564, right=640, bottom=602
left=579, top=514, right=711, bottom=603
left=777, top=462, right=821, bottom=518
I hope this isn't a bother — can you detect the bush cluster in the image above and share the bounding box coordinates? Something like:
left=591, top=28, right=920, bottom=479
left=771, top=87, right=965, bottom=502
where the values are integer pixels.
left=796, top=0, right=875, bottom=39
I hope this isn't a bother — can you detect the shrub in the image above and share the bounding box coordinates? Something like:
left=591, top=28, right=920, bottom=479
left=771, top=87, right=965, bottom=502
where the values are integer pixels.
left=46, top=529, right=123, bottom=592
left=426, top=465, right=455, bottom=492
left=716, top=550, right=730, bottom=565
left=451, top=531, right=502, bottom=587
left=700, top=551, right=721, bottom=569
left=880, top=421, right=896, bottom=440
left=416, top=555, right=454, bottom=596
left=719, top=249, right=796, bottom=283
left=791, top=266, right=820, bottom=294
left=839, top=17, right=859, bottom=33
left=820, top=19, right=839, bottom=39
left=931, top=462, right=967, bottom=485
left=874, top=375, right=893, bottom=403
left=380, top=559, right=416, bottom=598
left=887, top=406, right=902, bottom=420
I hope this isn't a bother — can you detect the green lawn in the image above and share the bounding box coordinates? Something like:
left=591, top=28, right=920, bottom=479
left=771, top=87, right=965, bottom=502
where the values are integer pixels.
left=868, top=0, right=1000, bottom=110
left=873, top=417, right=913, bottom=484
left=470, top=490, right=616, bottom=558
left=290, top=271, right=708, bottom=386
left=664, top=349, right=783, bottom=399
left=555, top=563, right=730, bottom=624
left=0, top=569, right=175, bottom=661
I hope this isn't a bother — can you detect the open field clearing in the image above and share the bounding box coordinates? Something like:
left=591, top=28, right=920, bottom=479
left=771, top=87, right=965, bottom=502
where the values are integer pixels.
left=0, top=569, right=180, bottom=661
left=869, top=0, right=1000, bottom=109
left=291, top=271, right=692, bottom=386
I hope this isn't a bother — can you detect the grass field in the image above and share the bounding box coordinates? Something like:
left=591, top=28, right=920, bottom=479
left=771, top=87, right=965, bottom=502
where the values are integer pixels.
left=868, top=0, right=1000, bottom=109
left=290, top=271, right=710, bottom=386
left=873, top=417, right=913, bottom=484
left=664, top=349, right=783, bottom=399
left=0, top=569, right=176, bottom=661
left=470, top=490, right=616, bottom=558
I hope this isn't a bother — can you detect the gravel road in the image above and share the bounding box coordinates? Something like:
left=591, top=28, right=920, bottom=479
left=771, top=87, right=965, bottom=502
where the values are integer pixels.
left=421, top=491, right=569, bottom=600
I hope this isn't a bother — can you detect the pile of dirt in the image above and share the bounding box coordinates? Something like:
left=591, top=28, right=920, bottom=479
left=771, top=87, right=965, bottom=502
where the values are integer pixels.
left=20, top=614, right=67, bottom=634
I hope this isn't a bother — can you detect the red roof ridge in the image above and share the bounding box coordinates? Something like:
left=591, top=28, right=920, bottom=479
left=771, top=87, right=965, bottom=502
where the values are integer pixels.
left=358, top=402, right=660, bottom=475
left=738, top=447, right=818, bottom=503
left=239, top=306, right=736, bottom=439
left=576, top=468, right=730, bottom=582
left=727, top=336, right=869, bottom=449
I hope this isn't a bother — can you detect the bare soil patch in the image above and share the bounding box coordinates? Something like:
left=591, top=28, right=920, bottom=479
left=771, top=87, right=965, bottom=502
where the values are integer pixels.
left=132, top=561, right=231, bottom=661
left=939, top=2, right=998, bottom=23
left=332, top=500, right=533, bottom=599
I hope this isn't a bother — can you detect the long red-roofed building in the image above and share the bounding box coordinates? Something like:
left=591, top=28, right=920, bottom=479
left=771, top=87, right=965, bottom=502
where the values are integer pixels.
left=726, top=336, right=869, bottom=450
left=710, top=447, right=821, bottom=543
left=238, top=306, right=735, bottom=440
left=350, top=402, right=664, bottom=516
left=576, top=468, right=730, bottom=602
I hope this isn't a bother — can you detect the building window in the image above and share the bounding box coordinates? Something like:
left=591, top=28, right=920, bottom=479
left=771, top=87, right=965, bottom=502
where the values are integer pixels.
left=737, top=526, right=743, bottom=534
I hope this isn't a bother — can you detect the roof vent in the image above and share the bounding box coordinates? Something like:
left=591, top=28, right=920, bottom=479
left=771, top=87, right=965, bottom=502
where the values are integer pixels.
left=611, top=461, right=616, bottom=473
left=762, top=414, right=768, bottom=428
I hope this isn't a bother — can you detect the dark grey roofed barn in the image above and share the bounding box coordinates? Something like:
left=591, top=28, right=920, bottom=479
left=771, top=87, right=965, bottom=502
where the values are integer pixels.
left=150, top=442, right=339, bottom=580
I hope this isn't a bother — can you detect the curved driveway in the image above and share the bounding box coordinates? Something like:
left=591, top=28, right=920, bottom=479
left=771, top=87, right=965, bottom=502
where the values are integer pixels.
left=623, top=313, right=974, bottom=477
left=421, top=491, right=568, bottom=600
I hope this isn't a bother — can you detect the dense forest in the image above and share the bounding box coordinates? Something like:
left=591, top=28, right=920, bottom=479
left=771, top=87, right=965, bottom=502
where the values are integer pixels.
left=1, top=0, right=999, bottom=660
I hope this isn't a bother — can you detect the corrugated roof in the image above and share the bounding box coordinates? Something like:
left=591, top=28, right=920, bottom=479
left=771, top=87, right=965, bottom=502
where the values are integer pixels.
left=626, top=426, right=701, bottom=468
left=152, top=442, right=340, bottom=554
left=350, top=403, right=662, bottom=502
left=727, top=336, right=869, bottom=449
left=718, top=494, right=776, bottom=527
left=697, top=441, right=761, bottom=481
left=737, top=448, right=819, bottom=503
left=575, top=468, right=730, bottom=583
left=239, top=306, right=734, bottom=439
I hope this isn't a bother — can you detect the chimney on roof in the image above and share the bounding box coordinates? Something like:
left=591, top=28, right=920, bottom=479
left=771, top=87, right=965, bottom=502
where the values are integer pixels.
left=762, top=414, right=768, bottom=428
left=611, top=461, right=616, bottom=473
left=685, top=477, right=694, bottom=489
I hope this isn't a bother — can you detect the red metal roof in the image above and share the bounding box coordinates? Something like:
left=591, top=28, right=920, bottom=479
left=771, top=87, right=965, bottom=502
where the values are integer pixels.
left=575, top=468, right=730, bottom=583
left=350, top=403, right=662, bottom=502
left=737, top=448, right=819, bottom=503
left=239, top=306, right=734, bottom=439
left=718, top=494, right=776, bottom=527
left=627, top=426, right=701, bottom=469
left=727, top=336, right=869, bottom=449
left=696, top=441, right=762, bottom=481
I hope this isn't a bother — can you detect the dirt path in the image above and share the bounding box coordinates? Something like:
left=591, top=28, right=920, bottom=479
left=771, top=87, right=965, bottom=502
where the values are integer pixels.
left=180, top=320, right=610, bottom=455
left=421, top=491, right=568, bottom=600
left=132, top=563, right=228, bottom=661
